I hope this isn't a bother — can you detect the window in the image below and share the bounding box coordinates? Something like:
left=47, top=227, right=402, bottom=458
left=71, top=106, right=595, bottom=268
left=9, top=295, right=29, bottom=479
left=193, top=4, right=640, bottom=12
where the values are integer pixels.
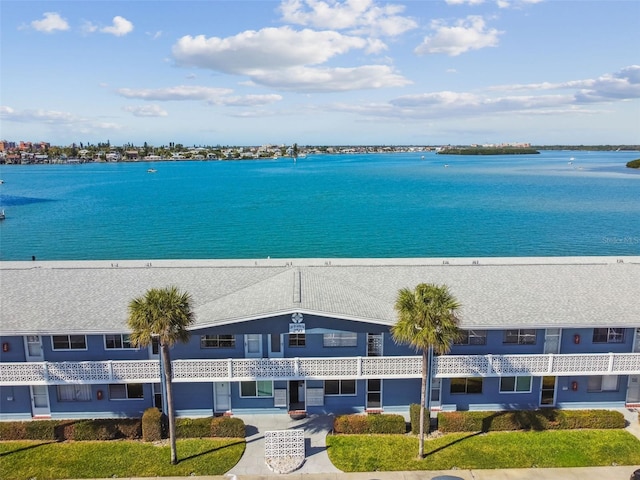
left=454, top=330, right=487, bottom=345
left=503, top=329, right=536, bottom=345
left=52, top=335, right=87, bottom=350
left=324, top=379, right=356, bottom=395
left=240, top=380, right=273, bottom=397
left=105, top=334, right=133, bottom=349
left=323, top=333, right=357, bottom=347
left=109, top=384, right=144, bottom=400
left=57, top=385, right=92, bottom=402
left=587, top=376, right=619, bottom=392
left=289, top=334, right=306, bottom=347
left=499, top=376, right=532, bottom=393
left=450, top=377, right=483, bottom=394
left=592, top=328, right=625, bottom=344
left=201, top=334, right=235, bottom=348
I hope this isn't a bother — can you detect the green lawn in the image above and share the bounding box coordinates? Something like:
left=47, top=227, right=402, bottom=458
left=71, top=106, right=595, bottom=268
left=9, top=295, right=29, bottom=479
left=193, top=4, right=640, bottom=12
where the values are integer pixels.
left=0, top=438, right=245, bottom=480
left=326, top=430, right=640, bottom=472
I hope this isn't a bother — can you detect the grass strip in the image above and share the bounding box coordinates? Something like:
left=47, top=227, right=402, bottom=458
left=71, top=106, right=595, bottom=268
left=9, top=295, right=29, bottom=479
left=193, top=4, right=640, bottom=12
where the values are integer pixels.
left=326, top=429, right=640, bottom=472
left=0, top=438, right=245, bottom=480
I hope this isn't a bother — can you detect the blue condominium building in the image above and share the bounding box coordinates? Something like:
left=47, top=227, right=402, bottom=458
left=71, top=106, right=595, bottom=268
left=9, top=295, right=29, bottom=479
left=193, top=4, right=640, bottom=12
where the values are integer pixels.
left=0, top=257, right=638, bottom=420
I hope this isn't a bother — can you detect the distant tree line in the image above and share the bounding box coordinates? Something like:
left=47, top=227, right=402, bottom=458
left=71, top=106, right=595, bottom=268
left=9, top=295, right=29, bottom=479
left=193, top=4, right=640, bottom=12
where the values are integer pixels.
left=438, top=147, right=539, bottom=155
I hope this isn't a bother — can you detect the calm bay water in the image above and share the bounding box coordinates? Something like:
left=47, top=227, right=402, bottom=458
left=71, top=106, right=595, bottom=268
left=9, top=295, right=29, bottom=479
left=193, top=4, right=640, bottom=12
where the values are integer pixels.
left=0, top=150, right=639, bottom=261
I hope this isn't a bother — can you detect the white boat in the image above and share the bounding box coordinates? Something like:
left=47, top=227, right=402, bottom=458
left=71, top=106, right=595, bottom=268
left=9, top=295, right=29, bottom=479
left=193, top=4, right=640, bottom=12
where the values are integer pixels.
left=147, top=168, right=157, bottom=173
left=0, top=210, right=5, bottom=220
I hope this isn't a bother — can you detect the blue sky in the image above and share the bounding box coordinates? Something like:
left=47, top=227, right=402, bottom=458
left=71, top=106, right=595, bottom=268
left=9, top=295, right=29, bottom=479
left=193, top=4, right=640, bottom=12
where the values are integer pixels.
left=1, top=0, right=639, bottom=146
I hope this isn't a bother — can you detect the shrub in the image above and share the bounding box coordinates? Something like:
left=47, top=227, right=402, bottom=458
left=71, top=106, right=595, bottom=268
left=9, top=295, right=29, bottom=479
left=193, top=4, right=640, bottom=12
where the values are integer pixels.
left=72, top=420, right=119, bottom=441
left=333, top=414, right=406, bottom=434
left=0, top=421, right=27, bottom=440
left=210, top=416, right=245, bottom=438
left=177, top=417, right=213, bottom=438
left=409, top=404, right=429, bottom=435
left=437, top=409, right=625, bottom=433
left=626, top=158, right=640, bottom=168
left=24, top=420, right=59, bottom=440
left=142, top=407, right=164, bottom=442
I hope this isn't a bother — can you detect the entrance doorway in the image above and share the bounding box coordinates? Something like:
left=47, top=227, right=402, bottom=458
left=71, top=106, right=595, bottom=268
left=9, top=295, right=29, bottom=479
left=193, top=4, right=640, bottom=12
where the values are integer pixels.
left=289, top=380, right=305, bottom=411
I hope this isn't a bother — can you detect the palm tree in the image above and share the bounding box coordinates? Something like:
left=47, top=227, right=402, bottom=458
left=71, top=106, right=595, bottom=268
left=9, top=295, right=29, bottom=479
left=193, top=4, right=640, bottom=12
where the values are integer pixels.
left=391, top=283, right=461, bottom=459
left=127, top=286, right=195, bottom=465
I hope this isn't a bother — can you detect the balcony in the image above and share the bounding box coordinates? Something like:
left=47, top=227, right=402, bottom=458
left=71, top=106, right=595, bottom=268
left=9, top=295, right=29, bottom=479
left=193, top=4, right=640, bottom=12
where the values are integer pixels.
left=0, top=353, right=638, bottom=386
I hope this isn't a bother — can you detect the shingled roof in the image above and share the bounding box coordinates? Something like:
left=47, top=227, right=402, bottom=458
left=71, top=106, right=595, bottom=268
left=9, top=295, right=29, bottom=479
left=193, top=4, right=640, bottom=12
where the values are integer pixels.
left=1, top=257, right=638, bottom=335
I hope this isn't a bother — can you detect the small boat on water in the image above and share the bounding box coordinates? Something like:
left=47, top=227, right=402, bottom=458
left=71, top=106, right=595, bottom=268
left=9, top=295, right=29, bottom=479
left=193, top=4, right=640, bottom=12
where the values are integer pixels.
left=0, top=210, right=5, bottom=220
left=147, top=168, right=157, bottom=173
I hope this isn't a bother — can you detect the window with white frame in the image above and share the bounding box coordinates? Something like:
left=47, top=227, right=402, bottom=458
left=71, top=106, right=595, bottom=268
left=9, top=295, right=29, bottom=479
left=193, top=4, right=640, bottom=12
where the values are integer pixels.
left=450, top=377, right=483, bottom=394
left=240, top=380, right=273, bottom=397
left=323, top=332, right=357, bottom=347
left=503, top=329, right=536, bottom=345
left=592, top=328, right=625, bottom=344
left=499, top=376, right=532, bottom=393
left=324, top=379, right=356, bottom=395
left=587, top=376, right=619, bottom=392
left=200, top=334, right=235, bottom=348
left=57, top=384, right=92, bottom=402
left=105, top=334, right=133, bottom=349
left=109, top=384, right=144, bottom=400
left=454, top=329, right=487, bottom=345
left=52, top=335, right=87, bottom=350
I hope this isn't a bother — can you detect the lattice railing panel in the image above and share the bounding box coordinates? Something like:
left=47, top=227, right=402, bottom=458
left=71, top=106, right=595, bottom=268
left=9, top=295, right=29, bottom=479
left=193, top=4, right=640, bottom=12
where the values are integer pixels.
left=551, top=355, right=610, bottom=373
left=111, top=361, right=160, bottom=381
left=361, top=357, right=422, bottom=376
left=47, top=362, right=113, bottom=382
left=232, top=358, right=296, bottom=378
left=298, top=358, right=358, bottom=377
left=0, top=362, right=45, bottom=383
left=491, top=355, right=550, bottom=375
left=433, top=355, right=489, bottom=377
left=612, top=354, right=640, bottom=373
left=173, top=360, right=229, bottom=380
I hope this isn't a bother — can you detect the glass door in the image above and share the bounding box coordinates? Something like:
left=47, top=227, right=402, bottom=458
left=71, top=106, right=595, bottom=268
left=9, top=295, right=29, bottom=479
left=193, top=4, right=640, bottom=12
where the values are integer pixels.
left=540, top=376, right=557, bottom=407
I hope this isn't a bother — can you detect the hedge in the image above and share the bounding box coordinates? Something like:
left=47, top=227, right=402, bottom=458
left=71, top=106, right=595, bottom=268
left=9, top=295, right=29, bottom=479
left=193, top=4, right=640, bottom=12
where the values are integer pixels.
left=333, top=414, right=407, bottom=434
left=437, top=409, right=626, bottom=433
left=211, top=416, right=246, bottom=438
left=0, top=414, right=245, bottom=442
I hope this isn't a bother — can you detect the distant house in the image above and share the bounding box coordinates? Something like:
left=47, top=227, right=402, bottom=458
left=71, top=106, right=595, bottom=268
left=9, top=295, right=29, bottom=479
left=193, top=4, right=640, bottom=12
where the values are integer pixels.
left=125, top=151, right=139, bottom=161
left=1, top=257, right=638, bottom=421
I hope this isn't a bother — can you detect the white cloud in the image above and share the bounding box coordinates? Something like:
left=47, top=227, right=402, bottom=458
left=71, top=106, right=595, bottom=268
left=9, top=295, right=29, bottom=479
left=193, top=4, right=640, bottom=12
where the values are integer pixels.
left=172, top=26, right=409, bottom=92
left=30, top=12, right=69, bottom=33
left=123, top=105, right=168, bottom=117
left=415, top=16, right=502, bottom=56
left=115, top=85, right=284, bottom=107
left=146, top=30, right=162, bottom=40
left=248, top=65, right=411, bottom=92
left=101, top=16, right=134, bottom=36
left=279, top=0, right=417, bottom=37
left=324, top=66, right=639, bottom=121
left=446, top=0, right=486, bottom=5
left=116, top=85, right=234, bottom=101
left=173, top=27, right=367, bottom=72
left=0, top=106, right=122, bottom=132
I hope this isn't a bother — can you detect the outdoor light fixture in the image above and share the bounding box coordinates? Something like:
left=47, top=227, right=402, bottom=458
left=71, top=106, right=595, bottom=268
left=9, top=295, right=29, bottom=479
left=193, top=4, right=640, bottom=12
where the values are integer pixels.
left=97, top=390, right=103, bottom=400
left=571, top=381, right=578, bottom=391
left=573, top=334, right=580, bottom=344
left=2, top=343, right=8, bottom=352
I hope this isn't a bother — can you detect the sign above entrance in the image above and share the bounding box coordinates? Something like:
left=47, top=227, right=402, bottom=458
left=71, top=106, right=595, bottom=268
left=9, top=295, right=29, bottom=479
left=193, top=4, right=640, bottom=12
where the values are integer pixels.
left=290, top=312, right=305, bottom=333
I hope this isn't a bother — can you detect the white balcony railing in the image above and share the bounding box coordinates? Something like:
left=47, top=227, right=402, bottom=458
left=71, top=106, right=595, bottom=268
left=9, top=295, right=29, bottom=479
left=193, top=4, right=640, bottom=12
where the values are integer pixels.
left=0, top=353, right=638, bottom=386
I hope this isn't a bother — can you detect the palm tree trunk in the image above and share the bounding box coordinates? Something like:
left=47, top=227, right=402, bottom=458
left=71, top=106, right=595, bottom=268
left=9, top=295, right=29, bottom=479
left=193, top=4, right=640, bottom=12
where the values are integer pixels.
left=161, top=344, right=178, bottom=465
left=418, top=349, right=427, bottom=459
